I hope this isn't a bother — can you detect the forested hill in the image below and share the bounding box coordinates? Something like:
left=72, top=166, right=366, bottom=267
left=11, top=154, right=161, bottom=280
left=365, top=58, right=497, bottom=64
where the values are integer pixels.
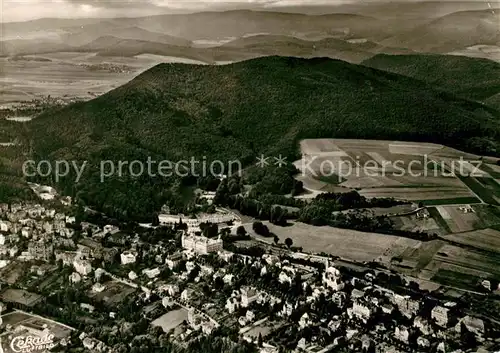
left=30, top=56, right=500, bottom=164
left=362, top=54, right=500, bottom=109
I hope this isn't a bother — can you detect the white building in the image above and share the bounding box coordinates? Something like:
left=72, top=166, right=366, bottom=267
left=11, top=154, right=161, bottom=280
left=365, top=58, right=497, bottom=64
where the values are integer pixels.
left=159, top=284, right=179, bottom=297
left=128, top=271, right=138, bottom=280
left=181, top=234, right=223, bottom=254
left=322, top=266, right=344, bottom=291
left=225, top=298, right=239, bottom=314
left=278, top=271, right=293, bottom=284
left=431, top=306, right=451, bottom=327
left=0, top=220, right=11, bottom=232
left=181, top=289, right=194, bottom=302
left=166, top=252, right=183, bottom=269
left=347, top=301, right=372, bottom=323
left=299, top=313, right=312, bottom=329
left=92, top=283, right=106, bottom=293
left=73, top=259, right=92, bottom=276
left=143, top=268, right=161, bottom=279
left=69, top=272, right=82, bottom=284
left=241, top=287, right=258, bottom=308
left=246, top=310, right=255, bottom=322
left=395, top=326, right=409, bottom=343
left=120, top=251, right=137, bottom=265
left=162, top=297, right=175, bottom=309
left=393, top=294, right=420, bottom=319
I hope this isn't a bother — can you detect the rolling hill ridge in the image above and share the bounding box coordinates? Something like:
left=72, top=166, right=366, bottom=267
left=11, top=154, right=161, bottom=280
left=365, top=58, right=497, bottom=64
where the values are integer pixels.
left=30, top=56, right=500, bottom=162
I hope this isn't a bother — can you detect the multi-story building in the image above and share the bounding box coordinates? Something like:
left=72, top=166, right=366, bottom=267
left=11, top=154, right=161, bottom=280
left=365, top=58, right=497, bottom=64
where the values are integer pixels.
left=181, top=234, right=223, bottom=254
left=241, top=287, right=258, bottom=308
left=121, top=251, right=137, bottom=265
left=322, top=266, right=344, bottom=291
left=347, top=301, right=372, bottom=323
left=28, top=241, right=54, bottom=262
left=395, top=326, right=410, bottom=343
left=166, top=252, right=184, bottom=270
left=393, top=294, right=420, bottom=319
left=431, top=306, right=451, bottom=327
left=73, top=259, right=92, bottom=276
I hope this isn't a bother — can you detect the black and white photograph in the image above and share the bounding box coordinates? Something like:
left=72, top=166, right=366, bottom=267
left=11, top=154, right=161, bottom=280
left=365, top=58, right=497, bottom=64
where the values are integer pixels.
left=1, top=0, right=500, bottom=352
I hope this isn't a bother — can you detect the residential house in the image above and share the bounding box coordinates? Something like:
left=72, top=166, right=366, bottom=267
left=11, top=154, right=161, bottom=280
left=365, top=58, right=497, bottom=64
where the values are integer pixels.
left=120, top=251, right=137, bottom=265
left=73, top=259, right=92, bottom=276
left=241, top=287, right=258, bottom=308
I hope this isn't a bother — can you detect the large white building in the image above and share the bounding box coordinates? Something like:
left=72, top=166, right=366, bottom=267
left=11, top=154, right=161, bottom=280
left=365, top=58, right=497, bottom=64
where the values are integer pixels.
left=121, top=251, right=137, bottom=265
left=73, top=259, right=92, bottom=276
left=322, top=266, right=344, bottom=291
left=347, top=301, right=372, bottom=323
left=181, top=234, right=223, bottom=254
left=159, top=212, right=237, bottom=230
left=241, top=287, right=258, bottom=308
left=432, top=306, right=451, bottom=327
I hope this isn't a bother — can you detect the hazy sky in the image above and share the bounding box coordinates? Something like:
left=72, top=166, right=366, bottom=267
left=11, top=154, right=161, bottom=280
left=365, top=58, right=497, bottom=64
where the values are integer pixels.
left=1, top=0, right=496, bottom=22
left=0, top=0, right=345, bottom=22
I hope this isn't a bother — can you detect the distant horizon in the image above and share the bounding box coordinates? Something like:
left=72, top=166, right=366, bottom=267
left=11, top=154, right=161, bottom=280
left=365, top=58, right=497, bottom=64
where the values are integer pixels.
left=1, top=0, right=496, bottom=23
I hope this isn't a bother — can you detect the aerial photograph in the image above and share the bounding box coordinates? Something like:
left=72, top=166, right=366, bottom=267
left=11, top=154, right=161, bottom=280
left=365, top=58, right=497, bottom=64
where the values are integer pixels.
left=0, top=0, right=500, bottom=352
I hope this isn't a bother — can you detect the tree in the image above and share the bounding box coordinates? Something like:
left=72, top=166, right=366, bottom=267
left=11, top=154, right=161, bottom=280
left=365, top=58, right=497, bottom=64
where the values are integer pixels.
left=202, top=223, right=219, bottom=238
left=214, top=276, right=225, bottom=290
left=253, top=221, right=270, bottom=237
left=285, top=237, right=293, bottom=248
left=258, top=333, right=263, bottom=347
left=236, top=225, right=247, bottom=237
left=460, top=323, right=478, bottom=349
left=151, top=213, right=159, bottom=226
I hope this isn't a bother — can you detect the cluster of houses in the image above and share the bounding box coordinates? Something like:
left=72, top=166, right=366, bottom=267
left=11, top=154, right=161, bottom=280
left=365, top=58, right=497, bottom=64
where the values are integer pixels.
left=0, top=203, right=78, bottom=265
left=1, top=200, right=498, bottom=353
left=142, top=236, right=496, bottom=353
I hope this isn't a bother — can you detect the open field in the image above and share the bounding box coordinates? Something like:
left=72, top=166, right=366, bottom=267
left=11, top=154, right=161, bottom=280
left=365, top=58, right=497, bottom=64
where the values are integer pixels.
left=0, top=289, right=43, bottom=307
left=430, top=205, right=482, bottom=233
left=417, top=197, right=481, bottom=206
left=391, top=214, right=442, bottom=234
left=242, top=319, right=284, bottom=339
left=429, top=204, right=500, bottom=233
left=420, top=244, right=500, bottom=290
left=0, top=261, right=28, bottom=285
left=366, top=204, right=416, bottom=216
left=152, top=308, right=188, bottom=333
left=256, top=221, right=423, bottom=264
left=457, top=175, right=500, bottom=206
left=295, top=139, right=482, bottom=203
left=443, top=228, right=500, bottom=253
left=255, top=219, right=500, bottom=291
left=0, top=310, right=73, bottom=353
left=0, top=53, right=165, bottom=103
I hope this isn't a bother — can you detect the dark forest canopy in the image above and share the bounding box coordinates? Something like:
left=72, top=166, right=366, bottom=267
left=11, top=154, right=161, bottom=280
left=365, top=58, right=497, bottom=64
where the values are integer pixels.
left=17, top=56, right=500, bottom=218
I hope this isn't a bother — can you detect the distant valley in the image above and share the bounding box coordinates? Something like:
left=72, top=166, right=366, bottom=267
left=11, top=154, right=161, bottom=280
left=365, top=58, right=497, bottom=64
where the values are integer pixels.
left=1, top=5, right=499, bottom=103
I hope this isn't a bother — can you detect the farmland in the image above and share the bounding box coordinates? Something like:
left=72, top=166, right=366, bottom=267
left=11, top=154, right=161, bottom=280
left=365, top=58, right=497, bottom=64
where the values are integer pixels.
left=427, top=204, right=500, bottom=234
left=457, top=175, right=500, bottom=205
left=254, top=221, right=423, bottom=264
left=0, top=53, right=163, bottom=103
left=295, top=139, right=488, bottom=204
left=442, top=228, right=500, bottom=252
left=420, top=244, right=500, bottom=290
left=390, top=213, right=442, bottom=235
left=250, top=218, right=500, bottom=291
